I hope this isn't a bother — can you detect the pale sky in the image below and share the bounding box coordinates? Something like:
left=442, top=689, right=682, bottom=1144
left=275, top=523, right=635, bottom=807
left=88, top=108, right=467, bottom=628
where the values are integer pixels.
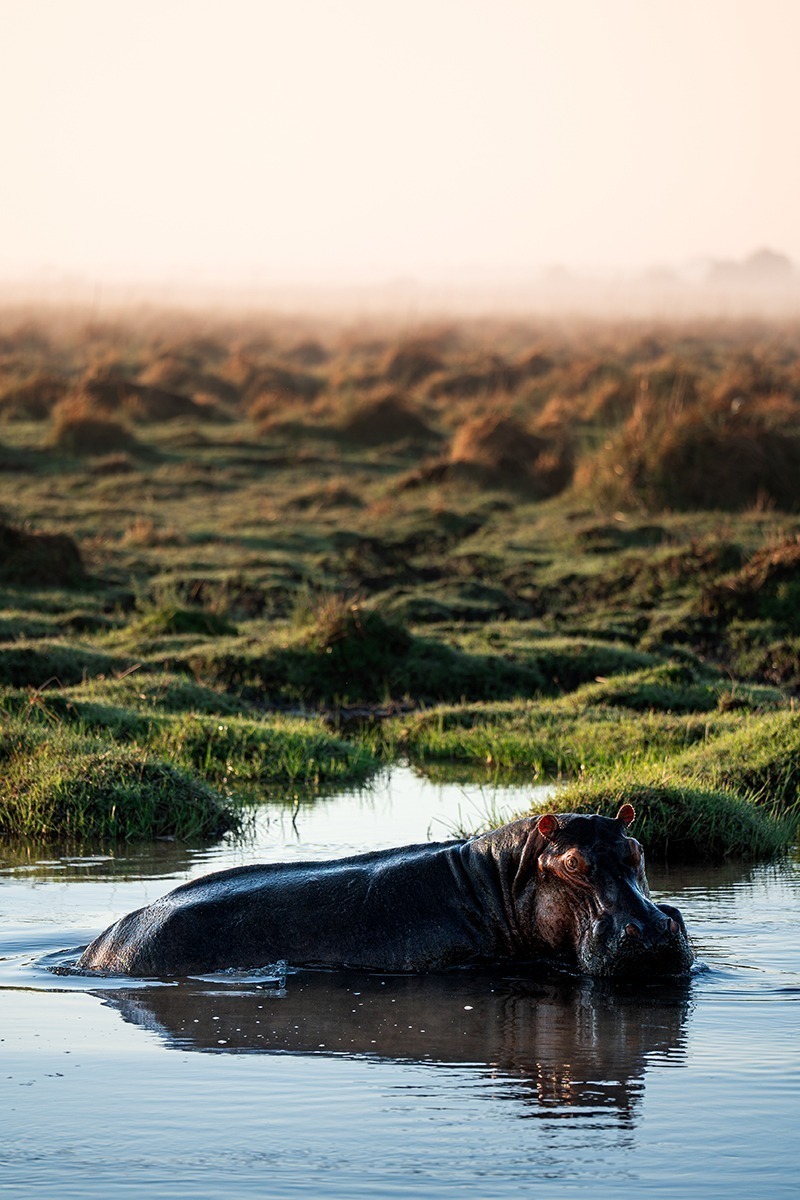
left=2, top=0, right=799, bottom=286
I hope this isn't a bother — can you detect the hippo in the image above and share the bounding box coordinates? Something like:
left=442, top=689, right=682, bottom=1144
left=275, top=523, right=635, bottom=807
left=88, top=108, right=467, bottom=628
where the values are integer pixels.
left=77, top=804, right=693, bottom=979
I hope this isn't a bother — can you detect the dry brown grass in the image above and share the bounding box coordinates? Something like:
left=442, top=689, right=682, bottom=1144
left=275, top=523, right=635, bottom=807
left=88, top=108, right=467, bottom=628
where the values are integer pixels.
left=576, top=392, right=800, bottom=512
left=255, top=393, right=337, bottom=440
left=5, top=304, right=800, bottom=516
left=0, top=372, right=69, bottom=420
left=50, top=394, right=139, bottom=455
left=448, top=411, right=573, bottom=496
left=139, top=355, right=240, bottom=406
left=380, top=339, right=444, bottom=388
left=241, top=361, right=324, bottom=411
left=580, top=378, right=639, bottom=425
left=285, top=477, right=364, bottom=512
left=515, top=348, right=555, bottom=378
left=425, top=354, right=521, bottom=401
left=81, top=366, right=202, bottom=422
left=338, top=390, right=438, bottom=446
left=283, top=338, right=330, bottom=367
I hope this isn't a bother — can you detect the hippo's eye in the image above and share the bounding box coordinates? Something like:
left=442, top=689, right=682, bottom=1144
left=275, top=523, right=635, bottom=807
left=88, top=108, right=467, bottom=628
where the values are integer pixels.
left=564, top=854, right=581, bottom=872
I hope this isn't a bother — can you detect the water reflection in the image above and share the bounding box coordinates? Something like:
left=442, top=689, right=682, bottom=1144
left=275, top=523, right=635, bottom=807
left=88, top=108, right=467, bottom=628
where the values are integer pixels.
left=0, top=838, right=205, bottom=881
left=100, top=968, right=692, bottom=1125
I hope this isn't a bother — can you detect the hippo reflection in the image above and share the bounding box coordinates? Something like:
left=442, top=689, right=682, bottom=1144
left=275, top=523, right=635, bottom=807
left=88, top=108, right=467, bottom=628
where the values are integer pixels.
left=101, top=970, right=692, bottom=1122
left=78, top=805, right=693, bottom=979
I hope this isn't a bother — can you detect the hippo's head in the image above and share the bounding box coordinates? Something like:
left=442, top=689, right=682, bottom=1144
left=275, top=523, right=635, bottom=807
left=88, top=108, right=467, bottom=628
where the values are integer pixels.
left=527, top=805, right=694, bottom=979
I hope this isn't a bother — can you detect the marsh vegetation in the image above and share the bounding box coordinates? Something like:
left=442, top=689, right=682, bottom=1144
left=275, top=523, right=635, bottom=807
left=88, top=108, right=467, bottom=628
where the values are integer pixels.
left=1, top=305, right=799, bottom=858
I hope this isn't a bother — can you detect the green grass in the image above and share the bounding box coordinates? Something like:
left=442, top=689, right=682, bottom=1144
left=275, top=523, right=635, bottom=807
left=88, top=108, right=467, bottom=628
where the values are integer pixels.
left=369, top=667, right=799, bottom=859
left=0, top=726, right=238, bottom=842
left=150, top=712, right=378, bottom=788
left=375, top=700, right=720, bottom=775
left=675, top=710, right=800, bottom=818
left=178, top=607, right=548, bottom=705
left=511, top=699, right=800, bottom=861
left=543, top=777, right=792, bottom=862
left=0, top=641, right=131, bottom=687
left=0, top=686, right=380, bottom=792
left=372, top=665, right=786, bottom=773
left=130, top=603, right=239, bottom=639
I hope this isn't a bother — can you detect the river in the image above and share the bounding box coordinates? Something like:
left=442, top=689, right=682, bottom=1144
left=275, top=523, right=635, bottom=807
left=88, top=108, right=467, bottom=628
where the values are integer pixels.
left=1, top=767, right=798, bottom=1198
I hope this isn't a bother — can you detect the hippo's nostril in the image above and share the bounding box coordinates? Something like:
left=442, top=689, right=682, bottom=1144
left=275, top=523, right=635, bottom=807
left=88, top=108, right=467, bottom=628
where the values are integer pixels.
left=623, top=922, right=641, bottom=940
left=668, top=917, right=679, bottom=935
left=593, top=913, right=614, bottom=940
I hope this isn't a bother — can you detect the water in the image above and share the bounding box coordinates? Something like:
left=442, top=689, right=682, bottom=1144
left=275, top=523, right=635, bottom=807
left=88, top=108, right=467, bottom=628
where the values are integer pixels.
left=1, top=767, right=798, bottom=1199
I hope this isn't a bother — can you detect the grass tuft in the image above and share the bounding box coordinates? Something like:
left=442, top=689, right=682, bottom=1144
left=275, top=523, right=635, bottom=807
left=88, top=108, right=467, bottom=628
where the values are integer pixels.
left=0, top=730, right=238, bottom=842
left=0, top=521, right=86, bottom=587
left=51, top=394, right=140, bottom=455
left=544, top=778, right=791, bottom=861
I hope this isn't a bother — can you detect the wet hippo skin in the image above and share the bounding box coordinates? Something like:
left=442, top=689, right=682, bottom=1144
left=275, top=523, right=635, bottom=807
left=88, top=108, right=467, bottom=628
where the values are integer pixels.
left=77, top=805, right=694, bottom=979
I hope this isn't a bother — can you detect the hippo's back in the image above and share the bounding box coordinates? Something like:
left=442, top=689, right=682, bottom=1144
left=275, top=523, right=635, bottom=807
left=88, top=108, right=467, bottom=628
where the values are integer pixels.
left=77, top=839, right=509, bottom=976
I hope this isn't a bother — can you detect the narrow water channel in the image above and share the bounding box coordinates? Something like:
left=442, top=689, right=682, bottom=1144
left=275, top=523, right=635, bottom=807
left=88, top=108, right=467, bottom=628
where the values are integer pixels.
left=1, top=767, right=798, bottom=1199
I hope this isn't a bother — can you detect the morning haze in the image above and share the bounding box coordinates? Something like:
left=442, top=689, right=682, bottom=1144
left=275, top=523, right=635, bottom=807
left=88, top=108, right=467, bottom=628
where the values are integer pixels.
left=2, top=0, right=799, bottom=300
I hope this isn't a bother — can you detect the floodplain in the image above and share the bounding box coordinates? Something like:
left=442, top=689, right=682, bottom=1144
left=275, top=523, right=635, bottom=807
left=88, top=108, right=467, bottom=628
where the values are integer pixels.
left=0, top=305, right=798, bottom=857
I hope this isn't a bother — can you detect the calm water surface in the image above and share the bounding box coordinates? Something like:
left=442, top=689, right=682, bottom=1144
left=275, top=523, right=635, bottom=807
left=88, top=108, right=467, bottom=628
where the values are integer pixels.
left=1, top=767, right=798, bottom=1199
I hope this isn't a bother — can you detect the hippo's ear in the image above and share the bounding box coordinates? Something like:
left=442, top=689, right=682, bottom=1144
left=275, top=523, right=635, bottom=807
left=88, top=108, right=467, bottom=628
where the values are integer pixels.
left=616, top=803, right=636, bottom=827
left=537, top=813, right=560, bottom=841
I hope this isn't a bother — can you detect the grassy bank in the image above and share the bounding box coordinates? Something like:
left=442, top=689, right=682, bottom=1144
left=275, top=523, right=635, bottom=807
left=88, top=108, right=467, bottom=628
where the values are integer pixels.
left=0, top=689, right=379, bottom=840
left=369, top=670, right=799, bottom=860
left=0, top=725, right=237, bottom=842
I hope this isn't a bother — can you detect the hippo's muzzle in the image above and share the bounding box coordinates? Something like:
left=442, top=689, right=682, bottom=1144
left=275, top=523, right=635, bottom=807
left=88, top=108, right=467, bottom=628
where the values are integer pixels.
left=581, top=901, right=693, bottom=979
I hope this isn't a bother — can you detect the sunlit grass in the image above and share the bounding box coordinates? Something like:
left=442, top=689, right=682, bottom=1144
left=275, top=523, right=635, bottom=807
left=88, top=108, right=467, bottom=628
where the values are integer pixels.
left=0, top=725, right=238, bottom=842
